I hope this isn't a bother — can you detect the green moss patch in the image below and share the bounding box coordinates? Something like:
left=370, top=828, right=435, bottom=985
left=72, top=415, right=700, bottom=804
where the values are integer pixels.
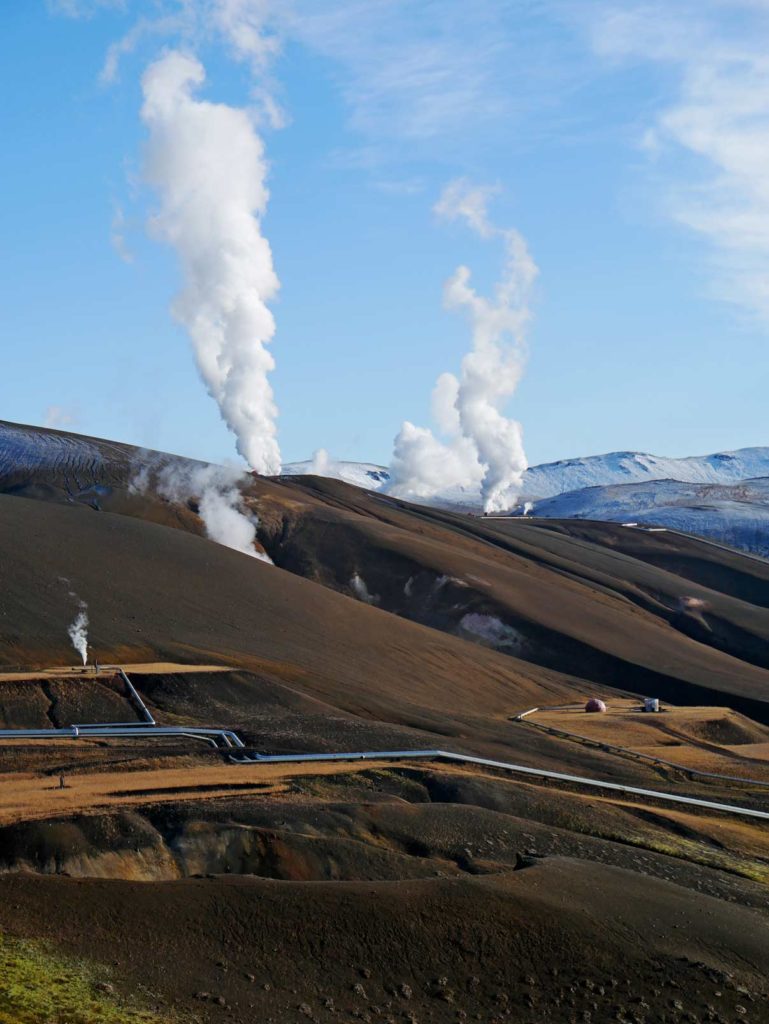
left=0, top=934, right=172, bottom=1024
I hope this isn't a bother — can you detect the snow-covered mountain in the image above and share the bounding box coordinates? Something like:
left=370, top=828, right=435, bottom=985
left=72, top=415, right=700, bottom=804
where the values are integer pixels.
left=530, top=478, right=769, bottom=558
left=283, top=446, right=769, bottom=504
left=282, top=445, right=769, bottom=558
left=280, top=458, right=486, bottom=510
left=521, top=448, right=769, bottom=500
left=2, top=420, right=768, bottom=558
left=281, top=460, right=391, bottom=491
left=6, top=416, right=765, bottom=511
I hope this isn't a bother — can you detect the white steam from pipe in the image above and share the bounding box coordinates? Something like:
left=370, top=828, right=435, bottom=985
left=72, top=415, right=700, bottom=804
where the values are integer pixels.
left=68, top=602, right=89, bottom=665
left=388, top=179, right=537, bottom=513
left=140, top=49, right=281, bottom=476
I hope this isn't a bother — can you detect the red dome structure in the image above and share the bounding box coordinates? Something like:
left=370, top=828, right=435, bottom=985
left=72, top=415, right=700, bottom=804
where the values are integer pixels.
left=585, top=698, right=607, bottom=713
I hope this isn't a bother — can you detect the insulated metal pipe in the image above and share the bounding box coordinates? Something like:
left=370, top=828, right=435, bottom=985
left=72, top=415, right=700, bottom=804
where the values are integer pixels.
left=0, top=725, right=243, bottom=748
left=230, top=748, right=769, bottom=822
left=117, top=669, right=156, bottom=725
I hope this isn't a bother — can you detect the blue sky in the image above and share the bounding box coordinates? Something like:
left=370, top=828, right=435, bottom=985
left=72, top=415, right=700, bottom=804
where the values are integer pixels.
left=1, top=1, right=767, bottom=469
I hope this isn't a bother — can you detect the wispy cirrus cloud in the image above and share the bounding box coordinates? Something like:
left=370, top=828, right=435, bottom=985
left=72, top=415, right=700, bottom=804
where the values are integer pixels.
left=48, top=0, right=125, bottom=15
left=54, top=0, right=584, bottom=158
left=288, top=0, right=577, bottom=151
left=110, top=202, right=134, bottom=263
left=591, top=0, right=769, bottom=323
left=52, top=0, right=769, bottom=330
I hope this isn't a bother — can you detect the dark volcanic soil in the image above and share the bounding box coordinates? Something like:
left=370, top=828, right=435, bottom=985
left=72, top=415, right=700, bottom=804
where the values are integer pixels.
left=256, top=475, right=769, bottom=722
left=2, top=422, right=769, bottom=1024
left=0, top=857, right=767, bottom=1024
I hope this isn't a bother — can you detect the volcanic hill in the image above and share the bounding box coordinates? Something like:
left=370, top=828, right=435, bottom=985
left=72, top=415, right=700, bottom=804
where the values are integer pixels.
left=0, top=419, right=768, bottom=1024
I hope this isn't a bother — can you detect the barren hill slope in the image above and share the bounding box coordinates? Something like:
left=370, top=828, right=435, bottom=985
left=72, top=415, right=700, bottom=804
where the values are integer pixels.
left=4, top=419, right=769, bottom=723
left=2, top=422, right=769, bottom=1022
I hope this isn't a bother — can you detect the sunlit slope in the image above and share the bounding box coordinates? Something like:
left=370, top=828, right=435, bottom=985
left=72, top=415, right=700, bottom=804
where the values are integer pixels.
left=257, top=476, right=769, bottom=720
left=0, top=493, right=574, bottom=715
left=4, top=419, right=769, bottom=722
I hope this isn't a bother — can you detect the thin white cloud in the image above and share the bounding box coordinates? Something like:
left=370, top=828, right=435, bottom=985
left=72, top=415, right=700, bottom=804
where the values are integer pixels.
left=371, top=177, right=426, bottom=196
left=54, top=1, right=577, bottom=153
left=110, top=202, right=134, bottom=262
left=57, top=0, right=769, bottom=332
left=48, top=0, right=126, bottom=16
left=211, top=0, right=280, bottom=72
left=591, top=1, right=769, bottom=323
left=43, top=405, right=78, bottom=429
left=286, top=0, right=573, bottom=151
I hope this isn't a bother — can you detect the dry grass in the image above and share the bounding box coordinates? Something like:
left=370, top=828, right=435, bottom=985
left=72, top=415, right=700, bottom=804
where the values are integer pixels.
left=0, top=759, right=411, bottom=826
left=532, top=700, right=769, bottom=781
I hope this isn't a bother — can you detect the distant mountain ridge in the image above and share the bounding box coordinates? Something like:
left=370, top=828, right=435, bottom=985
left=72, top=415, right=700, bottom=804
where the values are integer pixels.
left=3, top=420, right=765, bottom=506
left=282, top=445, right=769, bottom=559
left=283, top=445, right=769, bottom=502
left=281, top=459, right=392, bottom=491
left=521, top=447, right=769, bottom=499
left=531, top=477, right=769, bottom=558
left=2, top=420, right=767, bottom=558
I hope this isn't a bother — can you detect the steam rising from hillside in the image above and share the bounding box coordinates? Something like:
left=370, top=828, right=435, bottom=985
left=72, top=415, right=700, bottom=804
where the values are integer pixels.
left=60, top=7, right=538, bottom=511
left=68, top=602, right=89, bottom=666
left=309, top=448, right=333, bottom=475
left=388, top=180, right=537, bottom=513
left=141, top=49, right=281, bottom=475
left=131, top=460, right=272, bottom=562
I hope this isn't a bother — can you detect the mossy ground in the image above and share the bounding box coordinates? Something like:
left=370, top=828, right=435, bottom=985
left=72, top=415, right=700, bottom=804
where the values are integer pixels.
left=0, top=934, right=173, bottom=1024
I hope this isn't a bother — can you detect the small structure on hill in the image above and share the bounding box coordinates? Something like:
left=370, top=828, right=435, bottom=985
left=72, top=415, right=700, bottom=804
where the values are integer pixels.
left=643, top=697, right=660, bottom=713
left=585, top=697, right=607, bottom=713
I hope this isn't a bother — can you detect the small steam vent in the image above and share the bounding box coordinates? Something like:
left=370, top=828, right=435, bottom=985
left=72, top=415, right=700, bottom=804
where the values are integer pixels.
left=585, top=698, right=607, bottom=713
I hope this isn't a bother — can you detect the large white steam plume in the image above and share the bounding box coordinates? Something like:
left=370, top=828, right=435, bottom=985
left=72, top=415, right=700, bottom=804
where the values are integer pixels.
left=130, top=459, right=272, bottom=562
left=388, top=180, right=537, bottom=513
left=141, top=49, right=281, bottom=476
left=68, top=602, right=89, bottom=666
